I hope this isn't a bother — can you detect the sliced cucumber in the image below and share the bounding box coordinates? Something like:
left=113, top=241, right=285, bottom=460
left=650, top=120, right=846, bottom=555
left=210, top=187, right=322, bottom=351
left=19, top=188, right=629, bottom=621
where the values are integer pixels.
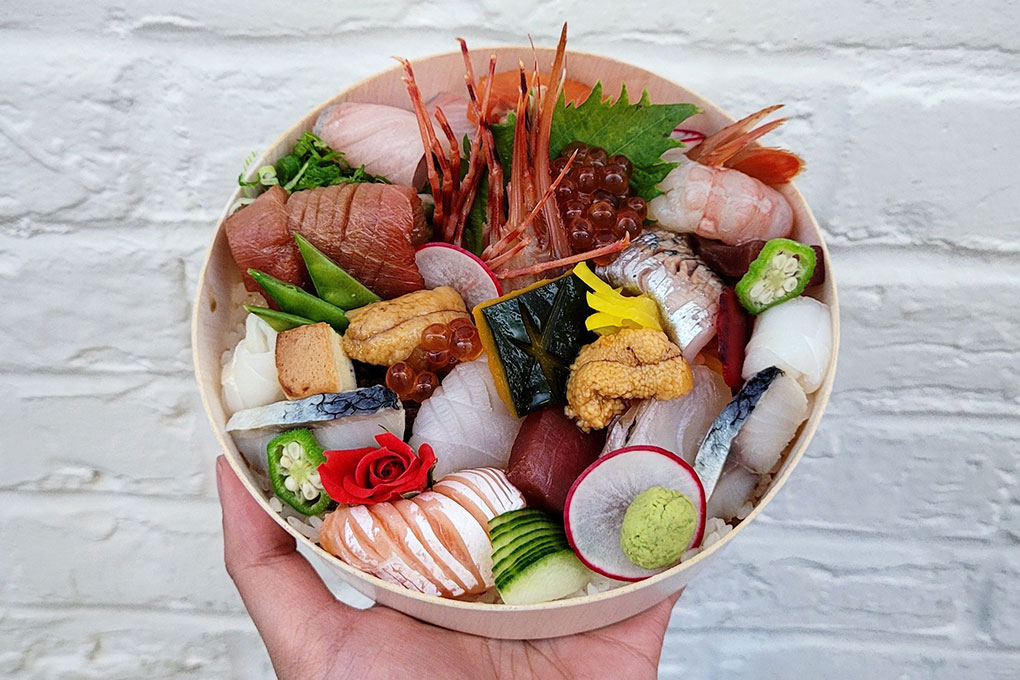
left=490, top=516, right=560, bottom=547
left=495, top=542, right=574, bottom=588
left=488, top=508, right=545, bottom=533
left=493, top=537, right=569, bottom=579
left=492, top=527, right=563, bottom=564
left=497, top=550, right=591, bottom=605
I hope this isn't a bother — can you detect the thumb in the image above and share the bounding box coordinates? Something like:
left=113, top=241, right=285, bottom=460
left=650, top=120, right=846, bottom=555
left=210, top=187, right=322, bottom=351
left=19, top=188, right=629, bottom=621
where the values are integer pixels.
left=216, top=456, right=357, bottom=652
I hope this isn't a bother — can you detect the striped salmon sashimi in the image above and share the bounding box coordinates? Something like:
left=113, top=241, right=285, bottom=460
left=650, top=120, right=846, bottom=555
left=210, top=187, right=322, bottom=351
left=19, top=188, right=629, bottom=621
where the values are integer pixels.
left=319, top=468, right=525, bottom=597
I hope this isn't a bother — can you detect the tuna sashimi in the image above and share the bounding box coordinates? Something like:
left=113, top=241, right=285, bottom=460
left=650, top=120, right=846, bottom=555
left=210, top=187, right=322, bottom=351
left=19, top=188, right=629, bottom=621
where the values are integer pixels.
left=287, top=183, right=427, bottom=299
left=506, top=406, right=605, bottom=514
left=224, top=185, right=307, bottom=292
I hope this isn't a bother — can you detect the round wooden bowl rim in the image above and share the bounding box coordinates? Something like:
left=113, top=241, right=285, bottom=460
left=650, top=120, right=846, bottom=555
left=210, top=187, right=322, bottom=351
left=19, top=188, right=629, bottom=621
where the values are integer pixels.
left=192, top=45, right=840, bottom=614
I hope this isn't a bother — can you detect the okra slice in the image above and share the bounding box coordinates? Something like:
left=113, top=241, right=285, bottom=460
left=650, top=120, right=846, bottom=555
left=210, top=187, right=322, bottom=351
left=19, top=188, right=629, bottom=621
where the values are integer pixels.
left=735, top=238, right=816, bottom=314
left=294, top=233, right=380, bottom=311
left=266, top=429, right=332, bottom=516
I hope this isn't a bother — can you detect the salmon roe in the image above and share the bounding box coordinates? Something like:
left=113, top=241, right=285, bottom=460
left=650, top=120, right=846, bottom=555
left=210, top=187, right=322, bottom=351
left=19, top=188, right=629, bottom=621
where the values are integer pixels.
left=551, top=142, right=646, bottom=261
left=384, top=320, right=483, bottom=401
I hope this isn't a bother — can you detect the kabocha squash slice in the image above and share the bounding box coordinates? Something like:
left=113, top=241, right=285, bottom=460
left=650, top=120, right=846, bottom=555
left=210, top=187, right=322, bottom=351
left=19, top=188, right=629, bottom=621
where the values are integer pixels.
left=473, top=273, right=594, bottom=418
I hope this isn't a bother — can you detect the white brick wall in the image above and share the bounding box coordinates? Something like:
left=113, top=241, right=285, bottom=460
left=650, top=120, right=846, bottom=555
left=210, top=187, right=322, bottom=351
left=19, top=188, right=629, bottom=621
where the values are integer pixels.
left=2, top=2, right=1018, bottom=677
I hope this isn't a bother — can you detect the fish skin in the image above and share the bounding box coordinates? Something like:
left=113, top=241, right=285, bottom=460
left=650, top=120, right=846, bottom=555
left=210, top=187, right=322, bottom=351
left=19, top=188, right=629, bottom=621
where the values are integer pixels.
left=225, top=385, right=401, bottom=432
left=598, top=229, right=723, bottom=360
left=224, top=185, right=307, bottom=293
left=287, top=184, right=426, bottom=299
left=693, top=366, right=781, bottom=498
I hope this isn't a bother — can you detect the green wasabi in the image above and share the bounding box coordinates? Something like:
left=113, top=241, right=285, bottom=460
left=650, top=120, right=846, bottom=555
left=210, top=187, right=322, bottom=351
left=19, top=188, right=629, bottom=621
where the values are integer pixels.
left=620, top=486, right=697, bottom=570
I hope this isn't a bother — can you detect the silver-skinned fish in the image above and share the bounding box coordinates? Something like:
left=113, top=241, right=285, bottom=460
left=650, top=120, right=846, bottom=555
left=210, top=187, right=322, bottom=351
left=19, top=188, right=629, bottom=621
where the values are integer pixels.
left=598, top=229, right=723, bottom=360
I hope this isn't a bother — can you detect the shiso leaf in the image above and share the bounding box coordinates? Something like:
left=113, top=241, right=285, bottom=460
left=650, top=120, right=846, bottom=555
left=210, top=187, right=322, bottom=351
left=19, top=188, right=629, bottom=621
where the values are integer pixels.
left=491, top=83, right=700, bottom=201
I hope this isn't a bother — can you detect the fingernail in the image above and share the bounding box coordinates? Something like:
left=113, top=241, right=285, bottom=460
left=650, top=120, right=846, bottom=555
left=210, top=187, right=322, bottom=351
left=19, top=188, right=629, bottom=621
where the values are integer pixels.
left=215, top=456, right=226, bottom=493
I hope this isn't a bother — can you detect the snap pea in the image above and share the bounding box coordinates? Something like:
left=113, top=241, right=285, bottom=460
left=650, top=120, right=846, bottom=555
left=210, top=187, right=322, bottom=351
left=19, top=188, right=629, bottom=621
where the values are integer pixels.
left=248, top=269, right=349, bottom=332
left=244, top=305, right=314, bottom=332
left=294, top=233, right=380, bottom=310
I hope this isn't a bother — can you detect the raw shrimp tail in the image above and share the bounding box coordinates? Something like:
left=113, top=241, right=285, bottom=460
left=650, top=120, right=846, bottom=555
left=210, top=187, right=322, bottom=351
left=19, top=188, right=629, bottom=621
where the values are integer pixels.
left=687, top=104, right=804, bottom=184
left=687, top=104, right=784, bottom=164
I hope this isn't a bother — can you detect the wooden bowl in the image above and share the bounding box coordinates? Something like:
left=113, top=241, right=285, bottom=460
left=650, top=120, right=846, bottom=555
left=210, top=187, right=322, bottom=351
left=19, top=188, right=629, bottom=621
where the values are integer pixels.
left=192, top=46, right=840, bottom=639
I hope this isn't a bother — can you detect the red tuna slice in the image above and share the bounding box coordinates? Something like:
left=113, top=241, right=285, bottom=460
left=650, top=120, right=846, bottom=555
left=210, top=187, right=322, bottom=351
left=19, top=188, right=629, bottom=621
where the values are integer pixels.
left=506, top=406, right=605, bottom=515
left=224, top=185, right=307, bottom=294
left=287, top=184, right=426, bottom=299
left=717, top=287, right=750, bottom=393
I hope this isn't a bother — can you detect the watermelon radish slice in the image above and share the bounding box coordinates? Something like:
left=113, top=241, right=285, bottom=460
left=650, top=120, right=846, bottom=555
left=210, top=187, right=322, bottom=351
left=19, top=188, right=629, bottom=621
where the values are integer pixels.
left=414, top=243, right=502, bottom=310
left=564, top=446, right=706, bottom=581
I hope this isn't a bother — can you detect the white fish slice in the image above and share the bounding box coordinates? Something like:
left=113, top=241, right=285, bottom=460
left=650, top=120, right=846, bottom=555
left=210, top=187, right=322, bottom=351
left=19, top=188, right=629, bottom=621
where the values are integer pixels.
left=604, top=366, right=730, bottom=464
left=410, top=361, right=521, bottom=479
left=705, top=462, right=759, bottom=522
left=313, top=102, right=461, bottom=190
left=732, top=373, right=809, bottom=474
left=742, top=297, right=832, bottom=394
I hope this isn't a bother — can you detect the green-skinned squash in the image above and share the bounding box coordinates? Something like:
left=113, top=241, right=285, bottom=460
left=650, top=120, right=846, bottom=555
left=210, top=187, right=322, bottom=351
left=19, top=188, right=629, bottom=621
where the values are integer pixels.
left=473, top=274, right=594, bottom=418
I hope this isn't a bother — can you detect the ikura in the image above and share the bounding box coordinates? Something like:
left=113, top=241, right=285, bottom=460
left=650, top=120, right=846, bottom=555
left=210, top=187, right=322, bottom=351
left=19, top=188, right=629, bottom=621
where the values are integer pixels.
left=385, top=319, right=483, bottom=401
left=551, top=142, right=645, bottom=264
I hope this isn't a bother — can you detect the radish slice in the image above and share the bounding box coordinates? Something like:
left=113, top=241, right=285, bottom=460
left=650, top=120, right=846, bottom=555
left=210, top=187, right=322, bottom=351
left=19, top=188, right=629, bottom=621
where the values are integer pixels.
left=414, top=243, right=502, bottom=310
left=672, top=128, right=706, bottom=146
left=564, top=446, right=706, bottom=581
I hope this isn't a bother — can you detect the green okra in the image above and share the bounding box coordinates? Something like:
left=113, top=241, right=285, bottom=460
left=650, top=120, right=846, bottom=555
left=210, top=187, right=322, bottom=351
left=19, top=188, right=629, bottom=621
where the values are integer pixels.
left=248, top=269, right=349, bottom=333
left=266, top=429, right=332, bottom=516
left=293, top=233, right=380, bottom=310
left=244, top=305, right=314, bottom=332
left=735, top=238, right=817, bottom=314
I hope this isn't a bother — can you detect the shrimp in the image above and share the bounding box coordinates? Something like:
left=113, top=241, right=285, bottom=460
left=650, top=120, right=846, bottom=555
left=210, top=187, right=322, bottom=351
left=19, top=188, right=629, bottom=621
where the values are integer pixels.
left=399, top=25, right=630, bottom=289
left=648, top=106, right=804, bottom=246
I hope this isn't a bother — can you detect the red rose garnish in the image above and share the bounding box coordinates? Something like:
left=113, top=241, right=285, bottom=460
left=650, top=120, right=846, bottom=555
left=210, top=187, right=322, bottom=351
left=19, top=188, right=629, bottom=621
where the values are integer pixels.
left=318, top=433, right=436, bottom=505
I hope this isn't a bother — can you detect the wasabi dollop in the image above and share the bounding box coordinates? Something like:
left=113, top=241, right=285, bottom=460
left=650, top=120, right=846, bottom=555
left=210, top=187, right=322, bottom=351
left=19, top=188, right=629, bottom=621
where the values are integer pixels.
left=619, top=486, right=697, bottom=569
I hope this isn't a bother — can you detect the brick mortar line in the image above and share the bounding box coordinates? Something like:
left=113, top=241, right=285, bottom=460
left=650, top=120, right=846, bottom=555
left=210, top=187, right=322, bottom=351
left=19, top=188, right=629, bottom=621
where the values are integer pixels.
left=4, top=602, right=1020, bottom=656
left=0, top=23, right=1018, bottom=56
left=0, top=27, right=1018, bottom=80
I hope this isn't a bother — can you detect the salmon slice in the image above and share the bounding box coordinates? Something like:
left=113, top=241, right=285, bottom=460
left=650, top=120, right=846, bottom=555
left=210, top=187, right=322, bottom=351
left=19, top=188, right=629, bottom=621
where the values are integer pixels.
left=287, top=184, right=426, bottom=299
left=326, top=505, right=442, bottom=596
left=367, top=502, right=462, bottom=597
left=394, top=497, right=480, bottom=594
left=223, top=186, right=307, bottom=293
left=433, top=468, right=526, bottom=533
left=414, top=492, right=495, bottom=588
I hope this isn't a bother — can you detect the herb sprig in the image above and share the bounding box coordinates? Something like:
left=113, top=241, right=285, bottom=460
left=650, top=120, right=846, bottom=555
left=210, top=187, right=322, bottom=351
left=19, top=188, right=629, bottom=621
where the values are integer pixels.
left=492, top=83, right=699, bottom=201
left=239, top=132, right=389, bottom=194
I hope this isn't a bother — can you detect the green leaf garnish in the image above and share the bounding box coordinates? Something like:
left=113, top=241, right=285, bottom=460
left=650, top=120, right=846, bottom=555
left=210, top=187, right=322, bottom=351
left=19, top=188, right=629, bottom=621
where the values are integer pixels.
left=237, top=132, right=391, bottom=194
left=492, top=82, right=700, bottom=201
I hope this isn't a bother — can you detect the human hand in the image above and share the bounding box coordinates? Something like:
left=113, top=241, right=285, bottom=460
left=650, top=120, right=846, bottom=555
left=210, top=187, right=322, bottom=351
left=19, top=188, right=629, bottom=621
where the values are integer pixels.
left=217, top=456, right=679, bottom=680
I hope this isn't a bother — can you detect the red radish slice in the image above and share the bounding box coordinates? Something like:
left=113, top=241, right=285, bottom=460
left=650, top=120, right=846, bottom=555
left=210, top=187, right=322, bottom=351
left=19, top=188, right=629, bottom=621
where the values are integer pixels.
left=564, top=446, right=706, bottom=581
left=672, top=128, right=706, bottom=146
left=415, top=243, right=502, bottom=310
